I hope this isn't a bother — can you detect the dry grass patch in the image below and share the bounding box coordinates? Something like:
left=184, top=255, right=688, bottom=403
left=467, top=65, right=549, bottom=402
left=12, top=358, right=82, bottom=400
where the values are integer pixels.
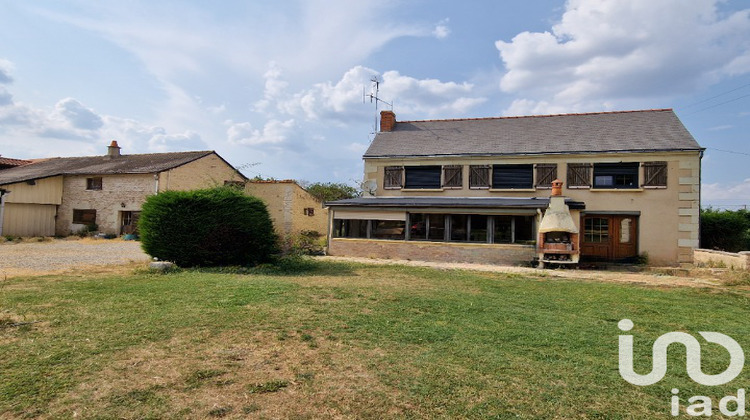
left=47, top=329, right=411, bottom=419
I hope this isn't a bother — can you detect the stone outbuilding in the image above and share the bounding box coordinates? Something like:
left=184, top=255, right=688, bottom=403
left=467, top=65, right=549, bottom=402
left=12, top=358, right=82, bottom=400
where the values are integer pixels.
left=244, top=180, right=328, bottom=239
left=0, top=141, right=247, bottom=237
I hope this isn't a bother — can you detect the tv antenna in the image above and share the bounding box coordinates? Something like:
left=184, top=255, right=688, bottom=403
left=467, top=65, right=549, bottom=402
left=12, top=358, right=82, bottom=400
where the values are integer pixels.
left=363, top=76, right=392, bottom=135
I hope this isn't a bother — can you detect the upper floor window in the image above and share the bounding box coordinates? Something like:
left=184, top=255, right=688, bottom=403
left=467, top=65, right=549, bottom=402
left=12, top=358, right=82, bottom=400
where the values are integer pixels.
left=404, top=166, right=441, bottom=189
left=593, top=163, right=639, bottom=189
left=442, top=165, right=463, bottom=189
left=492, top=164, right=533, bottom=189
left=642, top=161, right=668, bottom=187
left=384, top=166, right=403, bottom=189
left=469, top=165, right=490, bottom=189
left=535, top=164, right=557, bottom=188
left=86, top=177, right=102, bottom=190
left=567, top=163, right=592, bottom=188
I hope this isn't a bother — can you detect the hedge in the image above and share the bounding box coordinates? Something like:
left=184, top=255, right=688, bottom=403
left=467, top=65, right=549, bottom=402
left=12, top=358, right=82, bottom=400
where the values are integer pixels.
left=139, top=187, right=278, bottom=267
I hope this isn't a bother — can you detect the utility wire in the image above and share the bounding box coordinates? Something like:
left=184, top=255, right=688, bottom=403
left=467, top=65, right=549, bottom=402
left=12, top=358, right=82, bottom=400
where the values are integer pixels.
left=680, top=82, right=750, bottom=110
left=706, top=147, right=750, bottom=157
left=684, top=92, right=750, bottom=115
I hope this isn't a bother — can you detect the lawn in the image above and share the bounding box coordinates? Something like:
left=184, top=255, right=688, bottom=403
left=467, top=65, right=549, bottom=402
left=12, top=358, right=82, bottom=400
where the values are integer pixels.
left=2, top=260, right=750, bottom=419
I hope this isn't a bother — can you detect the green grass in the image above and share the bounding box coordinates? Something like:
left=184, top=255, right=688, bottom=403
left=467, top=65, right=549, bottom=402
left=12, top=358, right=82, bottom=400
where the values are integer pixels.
left=2, top=260, right=750, bottom=418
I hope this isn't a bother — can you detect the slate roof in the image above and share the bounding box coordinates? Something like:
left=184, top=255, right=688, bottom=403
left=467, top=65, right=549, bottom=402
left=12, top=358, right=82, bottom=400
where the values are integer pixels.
left=364, top=109, right=703, bottom=158
left=325, top=196, right=586, bottom=210
left=0, top=150, right=216, bottom=185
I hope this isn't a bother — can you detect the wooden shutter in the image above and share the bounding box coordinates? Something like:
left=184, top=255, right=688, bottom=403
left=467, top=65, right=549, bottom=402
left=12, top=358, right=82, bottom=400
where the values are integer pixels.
left=469, top=165, right=490, bottom=189
left=443, top=165, right=463, bottom=188
left=643, top=161, right=667, bottom=187
left=535, top=164, right=557, bottom=188
left=384, top=166, right=403, bottom=189
left=567, top=163, right=592, bottom=187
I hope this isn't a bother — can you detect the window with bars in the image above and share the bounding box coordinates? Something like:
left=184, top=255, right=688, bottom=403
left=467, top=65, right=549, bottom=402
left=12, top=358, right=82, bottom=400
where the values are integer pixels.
left=567, top=163, right=592, bottom=188
left=442, top=165, right=463, bottom=188
left=643, top=161, right=668, bottom=187
left=535, top=164, right=557, bottom=188
left=469, top=165, right=490, bottom=189
left=383, top=166, right=403, bottom=189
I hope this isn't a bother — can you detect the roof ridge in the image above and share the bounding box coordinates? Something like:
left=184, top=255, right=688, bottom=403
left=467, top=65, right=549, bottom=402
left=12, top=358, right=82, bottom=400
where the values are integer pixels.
left=397, top=109, right=673, bottom=124
left=28, top=150, right=214, bottom=161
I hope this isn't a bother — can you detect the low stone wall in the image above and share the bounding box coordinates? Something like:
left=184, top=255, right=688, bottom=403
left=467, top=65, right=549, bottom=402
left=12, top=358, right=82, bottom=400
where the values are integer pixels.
left=694, top=249, right=750, bottom=270
left=327, top=238, right=536, bottom=266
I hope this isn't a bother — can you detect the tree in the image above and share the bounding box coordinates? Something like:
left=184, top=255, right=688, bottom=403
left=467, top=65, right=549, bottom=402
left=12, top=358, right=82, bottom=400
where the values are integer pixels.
left=139, top=187, right=278, bottom=267
left=303, top=182, right=361, bottom=202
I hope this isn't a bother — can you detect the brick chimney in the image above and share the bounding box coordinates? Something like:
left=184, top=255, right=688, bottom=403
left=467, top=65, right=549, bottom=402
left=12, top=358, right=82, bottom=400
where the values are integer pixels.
left=380, top=110, right=396, bottom=132
left=106, top=140, right=121, bottom=158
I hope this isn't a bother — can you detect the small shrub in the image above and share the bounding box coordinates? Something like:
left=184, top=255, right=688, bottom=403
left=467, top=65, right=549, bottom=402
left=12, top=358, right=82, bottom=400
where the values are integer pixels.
left=139, top=187, right=278, bottom=267
left=284, top=230, right=325, bottom=256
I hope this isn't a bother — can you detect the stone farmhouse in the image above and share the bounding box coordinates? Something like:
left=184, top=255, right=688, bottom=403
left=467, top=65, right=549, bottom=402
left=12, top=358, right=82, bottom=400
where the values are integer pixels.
left=326, top=109, right=703, bottom=267
left=0, top=141, right=247, bottom=237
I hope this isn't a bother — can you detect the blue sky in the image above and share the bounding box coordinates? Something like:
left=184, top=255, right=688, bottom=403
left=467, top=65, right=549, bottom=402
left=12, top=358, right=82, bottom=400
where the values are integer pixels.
left=0, top=0, right=748, bottom=208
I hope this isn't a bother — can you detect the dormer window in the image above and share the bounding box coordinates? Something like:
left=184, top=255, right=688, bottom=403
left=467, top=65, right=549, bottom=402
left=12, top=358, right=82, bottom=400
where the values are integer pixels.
left=86, top=177, right=102, bottom=190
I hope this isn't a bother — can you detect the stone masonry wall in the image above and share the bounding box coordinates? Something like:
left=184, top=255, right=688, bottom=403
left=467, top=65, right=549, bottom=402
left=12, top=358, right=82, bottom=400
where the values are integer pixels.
left=328, top=238, right=536, bottom=266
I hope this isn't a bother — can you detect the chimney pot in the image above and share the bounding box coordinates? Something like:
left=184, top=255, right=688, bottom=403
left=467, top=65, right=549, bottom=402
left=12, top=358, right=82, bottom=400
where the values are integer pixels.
left=380, top=110, right=396, bottom=132
left=107, top=140, right=121, bottom=158
left=551, top=179, right=563, bottom=196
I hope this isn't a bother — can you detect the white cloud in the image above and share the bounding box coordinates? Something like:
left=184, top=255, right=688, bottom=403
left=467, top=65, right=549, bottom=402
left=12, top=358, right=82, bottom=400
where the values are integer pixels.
left=265, top=65, right=486, bottom=122
left=496, top=0, right=750, bottom=114
left=54, top=98, right=103, bottom=130
left=227, top=119, right=295, bottom=146
left=703, top=178, right=750, bottom=200
left=433, top=19, right=451, bottom=39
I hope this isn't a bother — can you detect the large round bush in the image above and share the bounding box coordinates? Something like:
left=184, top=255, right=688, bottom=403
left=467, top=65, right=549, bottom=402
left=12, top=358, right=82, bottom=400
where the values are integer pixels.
left=139, top=187, right=278, bottom=267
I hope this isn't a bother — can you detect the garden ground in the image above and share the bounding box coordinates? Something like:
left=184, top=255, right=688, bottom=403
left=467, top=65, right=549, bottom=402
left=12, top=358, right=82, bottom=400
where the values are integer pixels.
left=2, top=256, right=750, bottom=419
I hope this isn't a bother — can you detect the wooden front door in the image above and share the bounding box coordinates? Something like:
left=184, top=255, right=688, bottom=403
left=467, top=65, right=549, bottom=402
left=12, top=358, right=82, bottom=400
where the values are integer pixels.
left=581, top=215, right=638, bottom=261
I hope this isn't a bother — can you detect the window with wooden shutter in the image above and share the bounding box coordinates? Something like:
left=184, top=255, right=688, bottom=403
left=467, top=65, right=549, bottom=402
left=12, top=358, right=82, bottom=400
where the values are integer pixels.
left=469, top=165, right=490, bottom=189
left=404, top=166, right=441, bottom=189
left=567, top=163, right=592, bottom=188
left=384, top=166, right=403, bottom=189
left=492, top=164, right=533, bottom=189
left=643, top=161, right=668, bottom=187
left=442, top=165, right=463, bottom=189
left=535, top=164, right=557, bottom=188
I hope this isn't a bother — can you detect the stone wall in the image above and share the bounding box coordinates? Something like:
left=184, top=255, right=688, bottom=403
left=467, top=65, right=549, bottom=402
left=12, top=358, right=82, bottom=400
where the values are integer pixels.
left=694, top=249, right=750, bottom=270
left=327, top=238, right=536, bottom=266
left=57, top=174, right=153, bottom=235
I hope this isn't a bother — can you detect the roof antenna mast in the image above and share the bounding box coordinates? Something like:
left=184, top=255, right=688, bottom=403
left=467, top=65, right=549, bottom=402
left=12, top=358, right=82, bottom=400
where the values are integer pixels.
left=363, top=76, right=392, bottom=136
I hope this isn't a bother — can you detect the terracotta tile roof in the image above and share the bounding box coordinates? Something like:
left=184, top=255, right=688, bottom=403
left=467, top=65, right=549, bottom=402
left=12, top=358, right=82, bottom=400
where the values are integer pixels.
left=0, top=156, right=31, bottom=167
left=0, top=150, right=215, bottom=185
left=364, top=109, right=703, bottom=158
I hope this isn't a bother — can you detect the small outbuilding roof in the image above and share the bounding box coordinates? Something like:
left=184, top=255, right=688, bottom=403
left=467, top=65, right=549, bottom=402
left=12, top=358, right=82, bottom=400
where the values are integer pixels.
left=325, top=196, right=585, bottom=210
left=0, top=150, right=219, bottom=185
left=364, top=109, right=702, bottom=158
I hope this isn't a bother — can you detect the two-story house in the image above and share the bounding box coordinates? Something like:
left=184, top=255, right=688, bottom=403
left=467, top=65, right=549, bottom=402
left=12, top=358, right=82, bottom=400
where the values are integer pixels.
left=325, top=109, right=703, bottom=267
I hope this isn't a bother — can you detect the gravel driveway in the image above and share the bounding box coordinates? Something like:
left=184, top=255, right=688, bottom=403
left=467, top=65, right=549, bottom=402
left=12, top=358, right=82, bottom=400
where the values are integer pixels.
left=0, top=239, right=150, bottom=277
